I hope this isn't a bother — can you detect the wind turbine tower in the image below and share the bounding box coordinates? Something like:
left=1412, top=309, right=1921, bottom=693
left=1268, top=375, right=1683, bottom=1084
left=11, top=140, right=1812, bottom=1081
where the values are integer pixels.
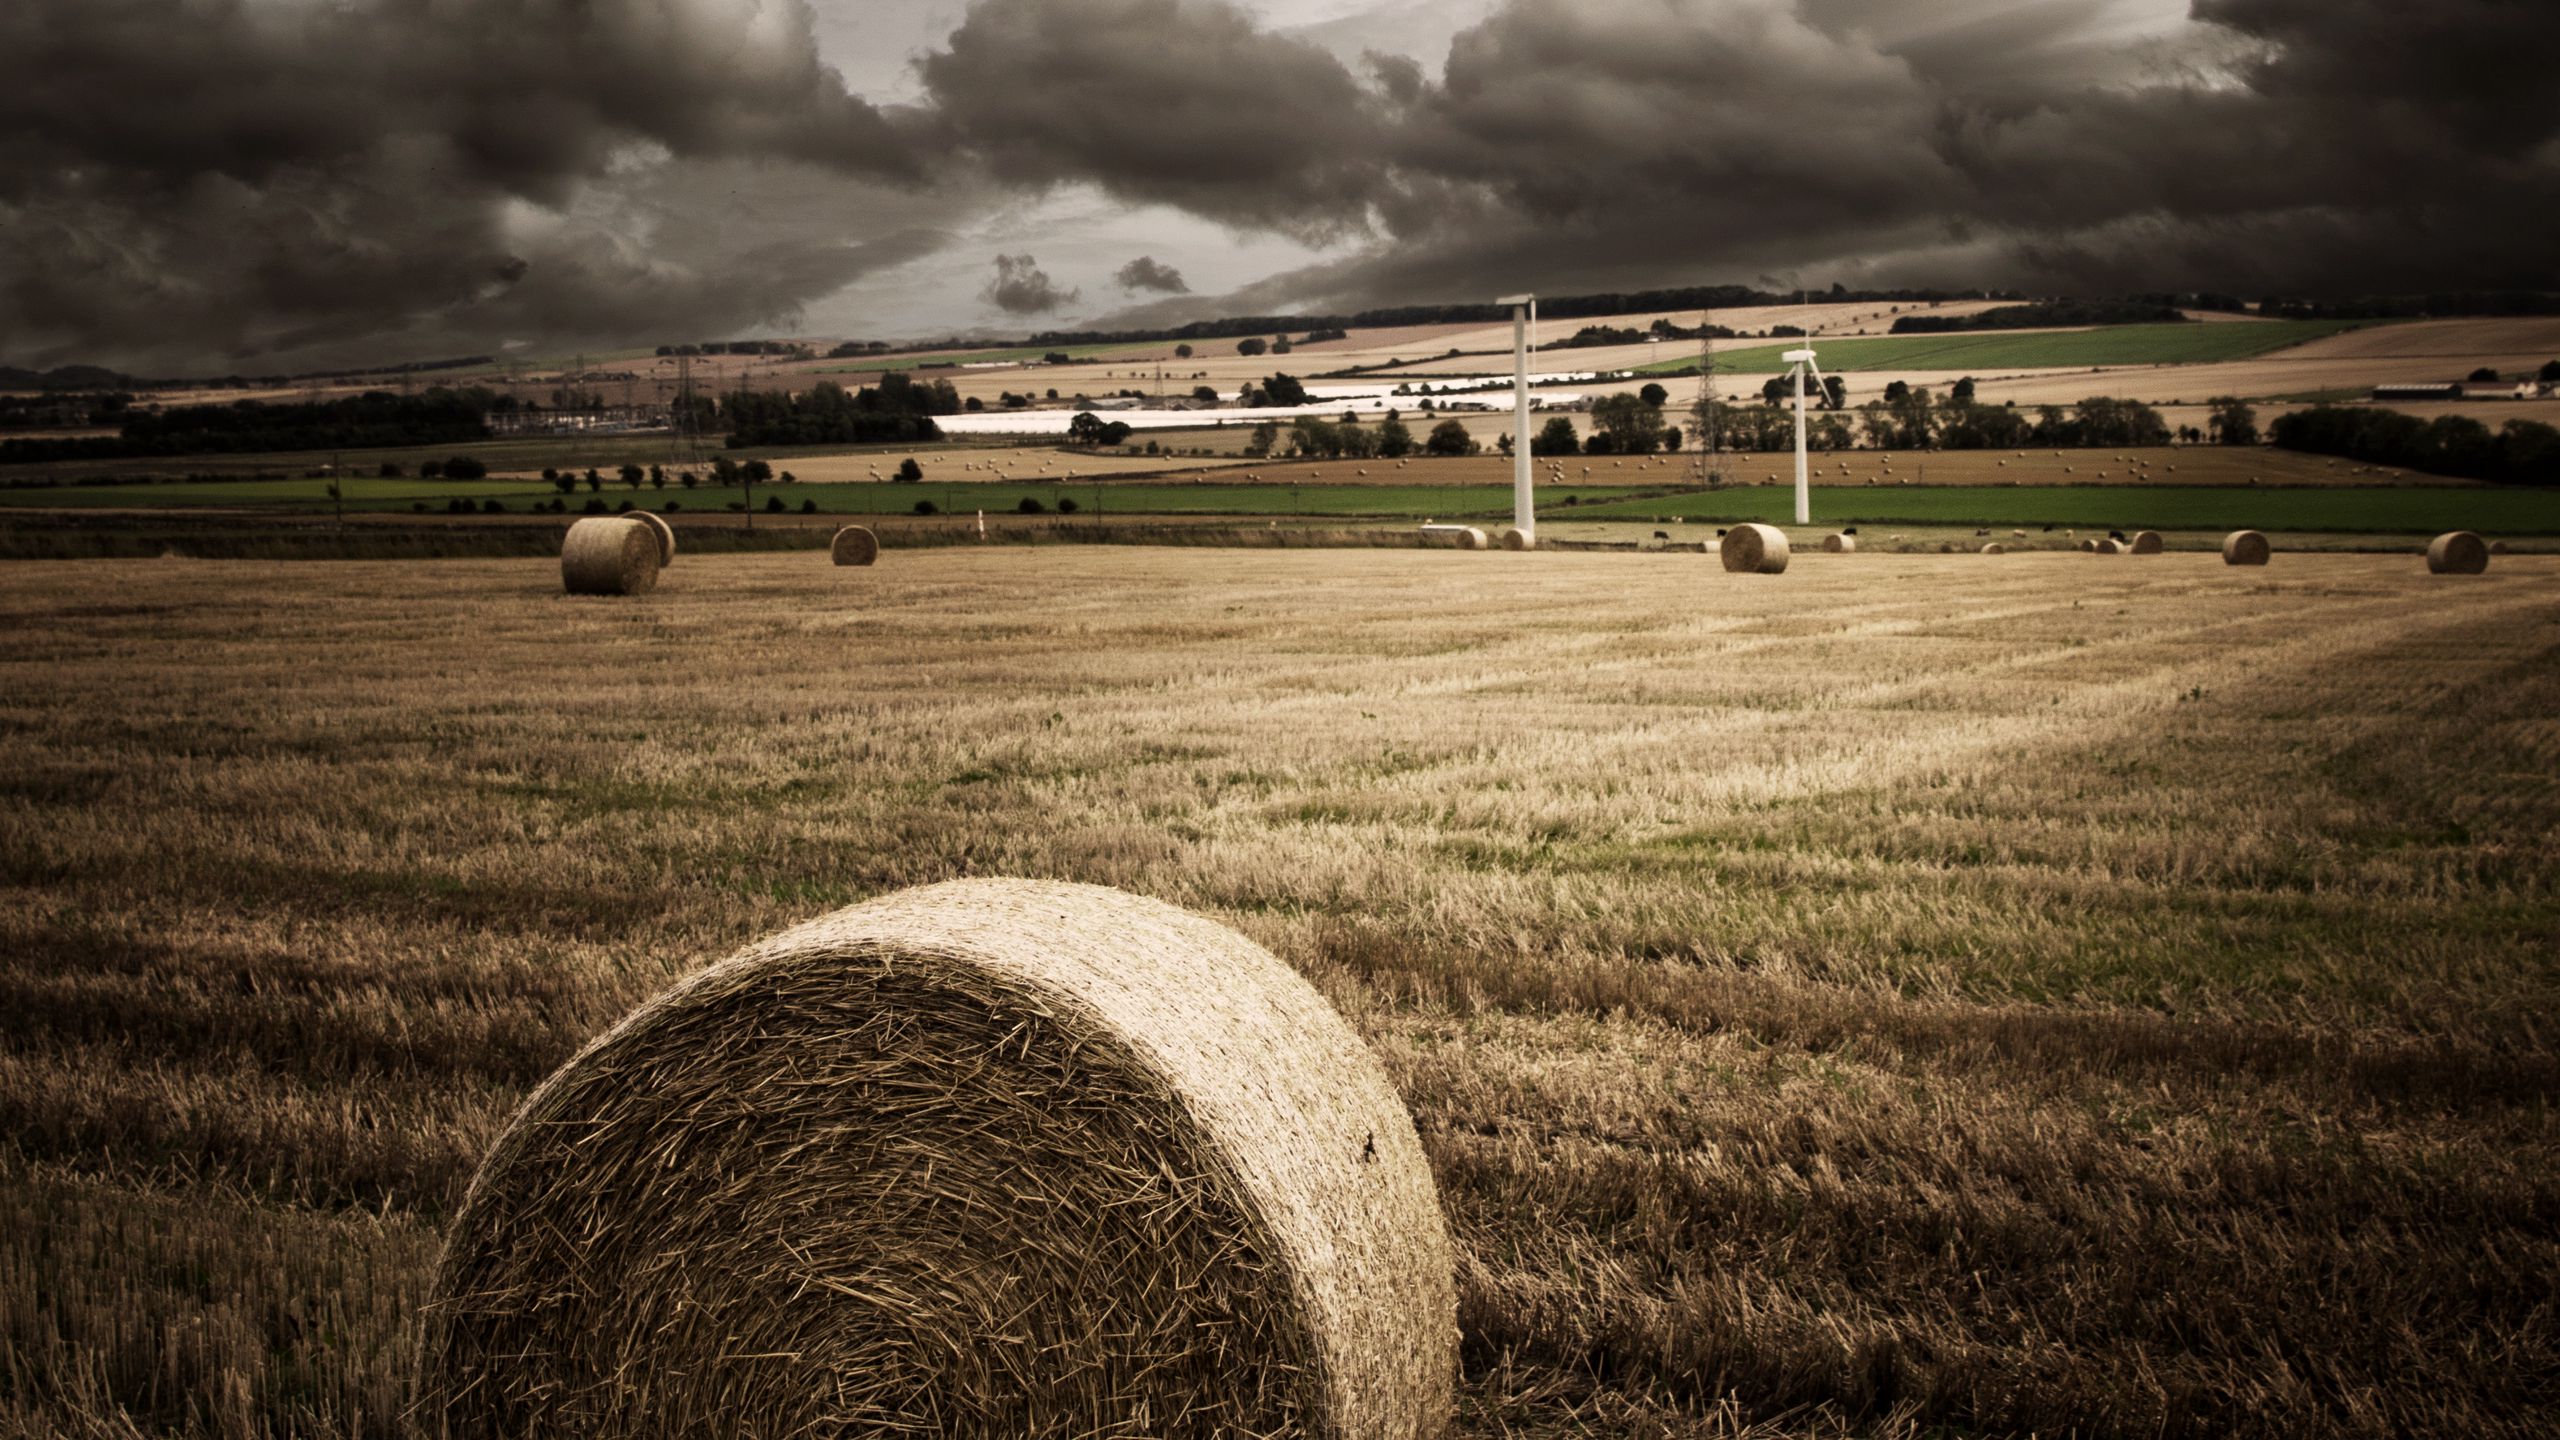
left=1498, top=293, right=1536, bottom=547
left=1780, top=341, right=1827, bottom=526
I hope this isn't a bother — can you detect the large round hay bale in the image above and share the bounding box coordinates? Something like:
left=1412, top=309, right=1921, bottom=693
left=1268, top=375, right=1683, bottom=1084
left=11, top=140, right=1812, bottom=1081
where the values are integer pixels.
left=1721, top=522, right=1789, bottom=574
left=2428, top=531, right=2489, bottom=574
left=1980, top=542, right=2006, bottom=555
left=1822, top=533, right=1855, bottom=553
left=1500, top=528, right=1534, bottom=552
left=2222, top=529, right=2271, bottom=566
left=2096, top=538, right=2127, bottom=555
left=419, top=879, right=1456, bottom=1439
left=560, top=516, right=660, bottom=596
left=632, top=510, right=676, bottom=567
left=2129, top=530, right=2165, bottom=555
left=830, top=525, right=881, bottom=566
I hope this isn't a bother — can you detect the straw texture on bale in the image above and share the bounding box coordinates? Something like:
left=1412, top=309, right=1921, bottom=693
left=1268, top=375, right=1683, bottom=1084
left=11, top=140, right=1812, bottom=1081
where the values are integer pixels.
left=1822, top=533, right=1855, bottom=553
left=2428, top=531, right=2490, bottom=574
left=632, top=510, right=676, bottom=567
left=1500, top=527, right=1534, bottom=552
left=2096, top=538, right=2127, bottom=555
left=418, top=879, right=1456, bottom=1440
left=2130, top=531, right=2165, bottom=555
left=559, top=516, right=660, bottom=596
left=2222, top=530, right=2272, bottom=566
left=1721, top=522, right=1789, bottom=574
left=830, top=525, right=881, bottom=566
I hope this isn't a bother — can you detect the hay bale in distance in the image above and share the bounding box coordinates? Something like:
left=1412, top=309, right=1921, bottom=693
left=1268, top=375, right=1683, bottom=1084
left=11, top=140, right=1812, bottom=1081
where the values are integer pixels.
left=1822, top=533, right=1855, bottom=554
left=632, top=510, right=676, bottom=567
left=2222, top=530, right=2272, bottom=566
left=2095, top=538, right=2127, bottom=555
left=2488, top=540, right=2511, bottom=555
left=2078, top=539, right=2098, bottom=553
left=1980, top=543, right=2006, bottom=555
left=1417, top=524, right=1489, bottom=550
left=1501, top=528, right=1534, bottom=552
left=560, top=516, right=660, bottom=596
left=419, top=879, right=1457, bottom=1439
left=1721, top=522, right=1789, bottom=574
left=830, top=526, right=881, bottom=567
left=2130, top=531, right=2165, bottom=555
left=2428, top=531, right=2490, bottom=574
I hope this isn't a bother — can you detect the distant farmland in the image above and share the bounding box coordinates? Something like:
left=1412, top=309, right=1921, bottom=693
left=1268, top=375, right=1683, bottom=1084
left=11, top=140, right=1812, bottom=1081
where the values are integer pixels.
left=1567, top=484, right=2560, bottom=534
left=1640, top=319, right=2373, bottom=377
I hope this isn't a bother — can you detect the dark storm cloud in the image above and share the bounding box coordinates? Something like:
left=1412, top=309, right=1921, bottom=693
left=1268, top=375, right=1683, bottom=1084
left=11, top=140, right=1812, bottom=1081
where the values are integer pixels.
left=914, top=0, right=1398, bottom=241
left=0, top=0, right=924, bottom=370
left=928, top=0, right=2558, bottom=317
left=1114, top=256, right=1192, bottom=294
left=982, top=254, right=1078, bottom=314
left=11, top=0, right=2555, bottom=370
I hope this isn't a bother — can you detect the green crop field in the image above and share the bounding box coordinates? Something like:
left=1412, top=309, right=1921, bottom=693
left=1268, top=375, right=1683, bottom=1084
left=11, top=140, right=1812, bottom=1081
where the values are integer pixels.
left=1637, top=320, right=2372, bottom=377
left=11, top=470, right=2555, bottom=535
left=1567, top=484, right=2560, bottom=534
left=0, top=475, right=1657, bottom=520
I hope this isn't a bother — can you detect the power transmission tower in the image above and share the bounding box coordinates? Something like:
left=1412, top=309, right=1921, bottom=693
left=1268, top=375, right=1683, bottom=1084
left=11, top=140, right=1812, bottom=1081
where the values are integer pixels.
left=667, top=353, right=705, bottom=472
left=1689, top=310, right=1722, bottom=487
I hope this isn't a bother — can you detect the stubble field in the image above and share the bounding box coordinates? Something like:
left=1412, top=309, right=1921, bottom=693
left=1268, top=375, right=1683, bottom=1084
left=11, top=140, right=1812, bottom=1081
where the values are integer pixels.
left=3, top=548, right=2555, bottom=1438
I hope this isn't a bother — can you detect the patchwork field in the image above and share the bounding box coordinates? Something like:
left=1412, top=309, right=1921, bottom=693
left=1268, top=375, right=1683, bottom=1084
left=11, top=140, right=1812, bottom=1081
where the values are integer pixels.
left=2, top=548, right=2554, bottom=1438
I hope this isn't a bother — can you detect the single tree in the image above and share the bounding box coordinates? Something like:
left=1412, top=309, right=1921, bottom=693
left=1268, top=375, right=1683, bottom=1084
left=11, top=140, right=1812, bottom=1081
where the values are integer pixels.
left=1261, top=373, right=1309, bottom=407
left=1423, top=415, right=1484, bottom=453
left=1534, top=417, right=1580, bottom=456
left=2208, top=397, right=2259, bottom=446
left=1639, top=382, right=1670, bottom=408
left=898, top=457, right=924, bottom=481
left=1236, top=337, right=1268, bottom=357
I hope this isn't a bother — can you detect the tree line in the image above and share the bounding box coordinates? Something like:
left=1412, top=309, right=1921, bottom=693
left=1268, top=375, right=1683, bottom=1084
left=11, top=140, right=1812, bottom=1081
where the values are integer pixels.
left=0, top=389, right=498, bottom=465
left=718, top=374, right=952, bottom=448
left=2271, top=407, right=2558, bottom=484
left=1891, top=300, right=2189, bottom=334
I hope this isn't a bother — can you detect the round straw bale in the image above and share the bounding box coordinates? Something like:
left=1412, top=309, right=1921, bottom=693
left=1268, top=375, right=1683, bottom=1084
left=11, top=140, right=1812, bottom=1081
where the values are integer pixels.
left=559, top=516, right=660, bottom=596
left=631, top=510, right=676, bottom=567
left=2427, top=531, right=2489, bottom=574
left=2222, top=529, right=2271, bottom=566
left=2488, top=540, right=2510, bottom=555
left=420, top=879, right=1456, bottom=1439
left=1721, top=522, right=1789, bottom=574
left=2096, top=538, right=2126, bottom=554
left=830, top=526, right=881, bottom=567
left=2130, top=530, right=2165, bottom=554
left=2078, top=539, right=2098, bottom=552
left=1980, top=542, right=2006, bottom=555
left=1501, top=527, right=1534, bottom=552
left=1822, top=533, right=1855, bottom=553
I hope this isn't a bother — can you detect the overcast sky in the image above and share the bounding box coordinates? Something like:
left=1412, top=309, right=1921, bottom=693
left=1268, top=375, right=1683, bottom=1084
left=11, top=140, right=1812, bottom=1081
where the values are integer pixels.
left=3, top=0, right=2550, bottom=373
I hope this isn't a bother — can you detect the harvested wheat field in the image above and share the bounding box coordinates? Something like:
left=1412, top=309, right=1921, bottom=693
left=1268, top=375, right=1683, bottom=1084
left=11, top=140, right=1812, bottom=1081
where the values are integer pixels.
left=3, top=549, right=2557, bottom=1439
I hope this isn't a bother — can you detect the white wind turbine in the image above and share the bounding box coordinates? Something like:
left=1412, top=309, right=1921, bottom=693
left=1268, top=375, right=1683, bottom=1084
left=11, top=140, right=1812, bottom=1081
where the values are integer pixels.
left=1764, top=275, right=1829, bottom=525
left=1780, top=340, right=1827, bottom=526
